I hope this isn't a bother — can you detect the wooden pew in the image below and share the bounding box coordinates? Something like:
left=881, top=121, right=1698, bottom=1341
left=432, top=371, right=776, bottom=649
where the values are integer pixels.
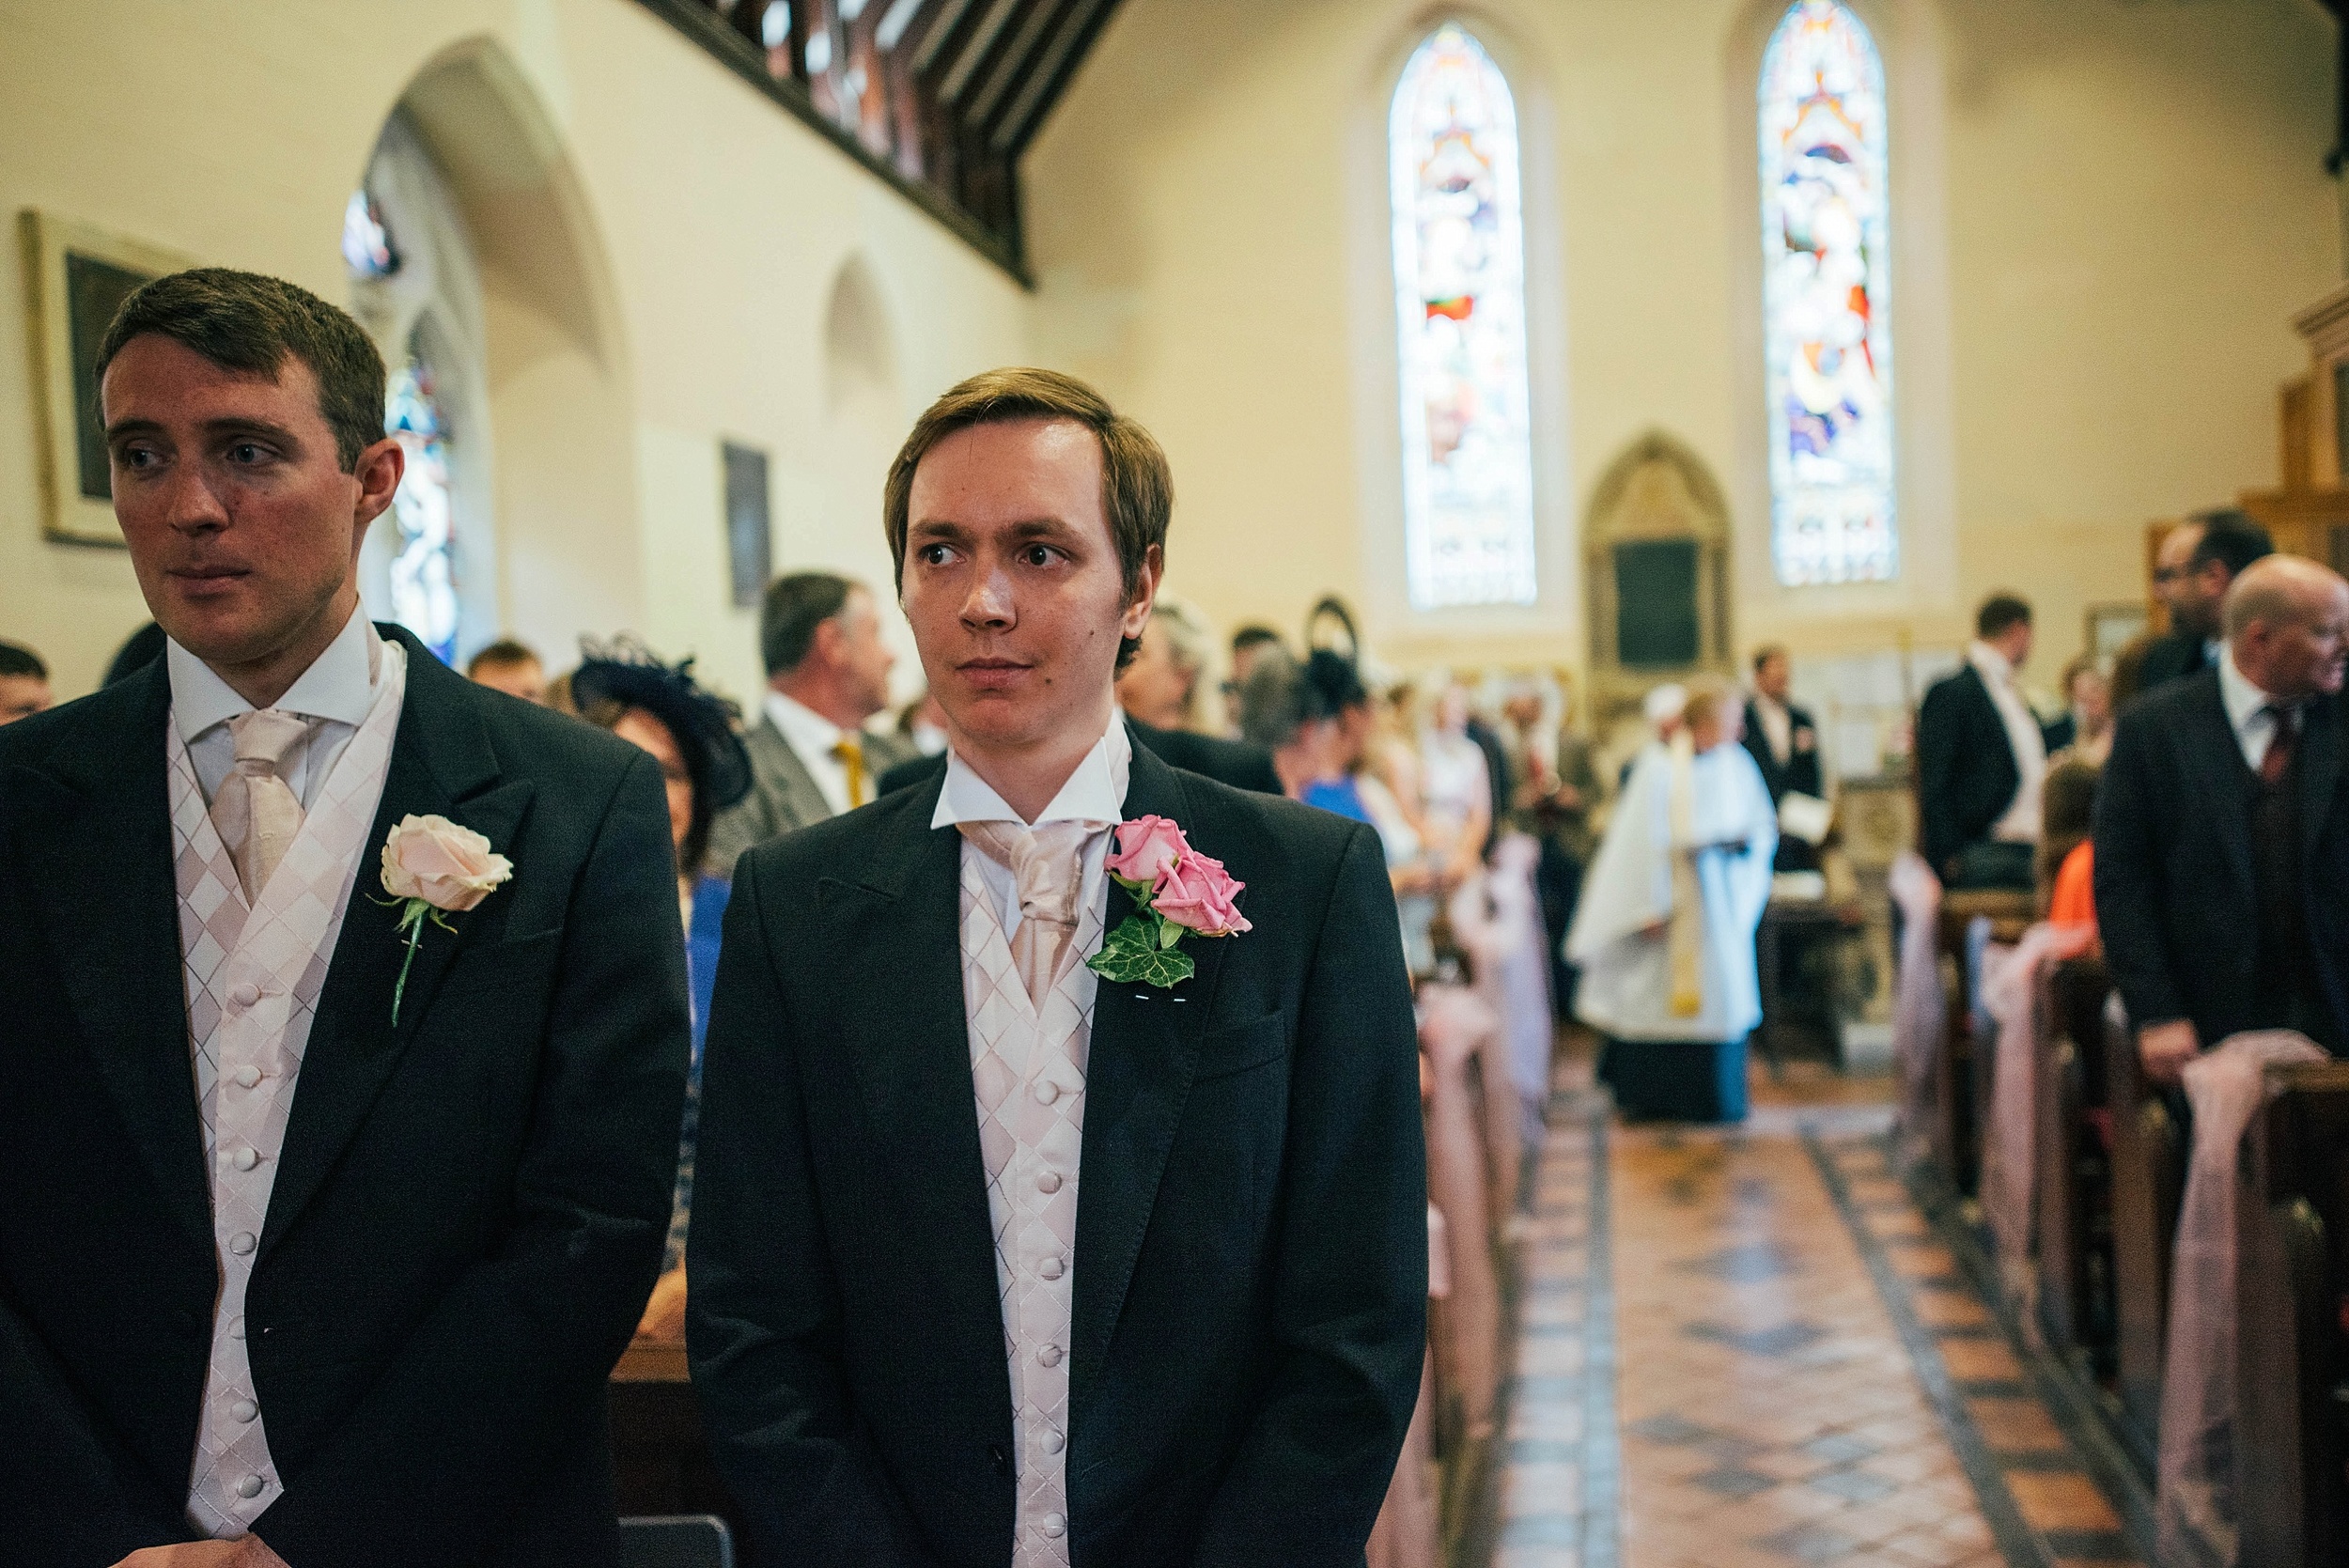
left=2106, top=1000, right=2188, bottom=1453
left=609, top=1342, right=745, bottom=1541
left=2033, top=956, right=2118, bottom=1369
left=2234, top=1060, right=2349, bottom=1566
left=1932, top=891, right=2032, bottom=1197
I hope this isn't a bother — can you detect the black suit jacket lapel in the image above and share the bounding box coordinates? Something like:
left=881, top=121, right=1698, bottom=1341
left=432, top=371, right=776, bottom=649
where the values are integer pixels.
left=2176, top=675, right=2255, bottom=887
left=262, top=631, right=534, bottom=1258
left=1072, top=747, right=1234, bottom=1413
left=2298, top=698, right=2341, bottom=858
left=828, top=777, right=1016, bottom=1389
left=13, top=662, right=213, bottom=1257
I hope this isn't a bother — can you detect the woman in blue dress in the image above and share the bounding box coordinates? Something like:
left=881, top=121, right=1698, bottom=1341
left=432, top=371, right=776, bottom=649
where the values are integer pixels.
left=572, top=641, right=753, bottom=1342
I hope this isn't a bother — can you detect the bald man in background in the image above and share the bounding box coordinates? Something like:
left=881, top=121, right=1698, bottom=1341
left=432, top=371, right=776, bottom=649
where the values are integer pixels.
left=2094, top=554, right=2349, bottom=1083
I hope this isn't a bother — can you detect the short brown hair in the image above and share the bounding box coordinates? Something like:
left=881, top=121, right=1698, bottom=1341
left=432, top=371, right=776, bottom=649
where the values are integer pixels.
left=882, top=367, right=1171, bottom=667
left=465, top=638, right=539, bottom=677
left=759, top=571, right=856, bottom=676
left=1977, top=594, right=2032, bottom=640
left=96, top=269, right=387, bottom=472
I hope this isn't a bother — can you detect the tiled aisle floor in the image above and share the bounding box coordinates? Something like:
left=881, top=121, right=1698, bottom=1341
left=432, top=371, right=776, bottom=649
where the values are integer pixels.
left=1494, top=1060, right=2145, bottom=1568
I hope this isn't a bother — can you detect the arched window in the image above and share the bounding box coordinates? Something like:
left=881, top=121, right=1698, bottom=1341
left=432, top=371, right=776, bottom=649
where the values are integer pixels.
left=1759, top=0, right=1895, bottom=586
left=346, top=110, right=495, bottom=664
left=1389, top=23, right=1536, bottom=611
left=385, top=344, right=459, bottom=665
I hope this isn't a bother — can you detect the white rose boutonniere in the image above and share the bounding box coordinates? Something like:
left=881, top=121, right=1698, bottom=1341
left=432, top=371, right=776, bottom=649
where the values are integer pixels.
left=378, top=814, right=513, bottom=1024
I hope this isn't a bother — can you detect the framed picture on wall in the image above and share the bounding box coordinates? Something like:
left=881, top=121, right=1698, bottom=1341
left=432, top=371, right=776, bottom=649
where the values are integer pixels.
left=20, top=210, right=197, bottom=546
left=2086, top=602, right=2147, bottom=671
left=721, top=440, right=772, bottom=608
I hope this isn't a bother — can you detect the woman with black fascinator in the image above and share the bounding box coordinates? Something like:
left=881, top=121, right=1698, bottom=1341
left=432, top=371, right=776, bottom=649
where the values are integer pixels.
left=569, top=637, right=753, bottom=1342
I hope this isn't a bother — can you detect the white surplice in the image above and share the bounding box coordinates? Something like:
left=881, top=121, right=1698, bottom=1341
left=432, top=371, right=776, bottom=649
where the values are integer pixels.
left=1565, top=738, right=1776, bottom=1044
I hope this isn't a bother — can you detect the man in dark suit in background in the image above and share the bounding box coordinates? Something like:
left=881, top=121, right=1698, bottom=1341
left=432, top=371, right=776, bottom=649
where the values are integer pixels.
left=1916, top=594, right=2060, bottom=891
left=704, top=571, right=915, bottom=876
left=2137, top=509, right=2273, bottom=697
left=2094, top=553, right=2349, bottom=1082
left=690, top=368, right=1423, bottom=1566
left=1743, top=644, right=1823, bottom=873
left=0, top=271, right=687, bottom=1567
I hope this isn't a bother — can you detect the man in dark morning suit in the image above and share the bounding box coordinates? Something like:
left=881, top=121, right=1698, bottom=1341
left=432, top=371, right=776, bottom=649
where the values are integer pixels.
left=2093, top=554, right=2349, bottom=1084
left=1742, top=644, right=1823, bottom=874
left=0, top=272, right=688, bottom=1568
left=1915, top=594, right=2061, bottom=892
left=689, top=369, right=1426, bottom=1567
left=2135, top=508, right=2274, bottom=696
left=879, top=712, right=1283, bottom=799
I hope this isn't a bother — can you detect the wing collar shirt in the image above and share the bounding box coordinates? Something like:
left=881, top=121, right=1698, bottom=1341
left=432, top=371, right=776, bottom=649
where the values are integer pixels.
left=169, top=605, right=382, bottom=810
left=2217, top=647, right=2294, bottom=772
left=931, top=712, right=1133, bottom=938
left=1967, top=640, right=2048, bottom=845
left=764, top=690, right=862, bottom=818
left=1751, top=692, right=1794, bottom=768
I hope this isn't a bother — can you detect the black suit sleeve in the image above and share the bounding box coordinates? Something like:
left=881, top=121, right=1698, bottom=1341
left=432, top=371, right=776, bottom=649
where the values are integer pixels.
left=0, top=1286, right=193, bottom=1561
left=685, top=853, right=943, bottom=1566
left=254, top=752, right=689, bottom=1565
left=1189, top=824, right=1427, bottom=1565
left=1914, top=683, right=1962, bottom=876
left=2092, top=712, right=2189, bottom=1032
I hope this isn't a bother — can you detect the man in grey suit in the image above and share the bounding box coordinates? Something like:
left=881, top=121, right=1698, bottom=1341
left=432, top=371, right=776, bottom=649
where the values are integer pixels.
left=706, top=571, right=914, bottom=875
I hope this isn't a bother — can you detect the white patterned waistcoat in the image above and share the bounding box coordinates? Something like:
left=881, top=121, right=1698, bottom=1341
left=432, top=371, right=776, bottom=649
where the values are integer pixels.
left=167, top=643, right=407, bottom=1536
left=959, top=827, right=1113, bottom=1567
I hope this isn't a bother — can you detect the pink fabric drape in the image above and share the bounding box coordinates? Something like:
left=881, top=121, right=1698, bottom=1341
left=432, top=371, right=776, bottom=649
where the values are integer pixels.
left=1418, top=982, right=1503, bottom=1444
left=1447, top=877, right=1527, bottom=1217
left=1977, top=922, right=2097, bottom=1305
left=1488, top=833, right=1559, bottom=1141
left=2154, top=1030, right=2327, bottom=1568
left=1888, top=852, right=1946, bottom=1164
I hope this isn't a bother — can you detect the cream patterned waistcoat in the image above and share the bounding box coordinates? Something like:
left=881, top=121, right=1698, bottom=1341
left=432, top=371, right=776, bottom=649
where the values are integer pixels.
left=960, top=832, right=1112, bottom=1567
left=168, top=643, right=407, bottom=1536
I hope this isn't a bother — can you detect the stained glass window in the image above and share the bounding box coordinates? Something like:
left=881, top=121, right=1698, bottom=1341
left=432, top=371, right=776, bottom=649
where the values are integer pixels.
left=386, top=343, right=460, bottom=664
left=1390, top=24, right=1536, bottom=611
left=1759, top=0, right=1895, bottom=586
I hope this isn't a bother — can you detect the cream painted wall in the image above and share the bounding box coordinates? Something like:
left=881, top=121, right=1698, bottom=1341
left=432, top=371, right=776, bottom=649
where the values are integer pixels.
left=0, top=0, right=1030, bottom=705
left=1024, top=0, right=2340, bottom=690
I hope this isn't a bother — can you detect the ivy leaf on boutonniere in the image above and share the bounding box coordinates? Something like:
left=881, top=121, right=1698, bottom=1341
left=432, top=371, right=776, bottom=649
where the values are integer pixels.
left=1085, top=814, right=1250, bottom=991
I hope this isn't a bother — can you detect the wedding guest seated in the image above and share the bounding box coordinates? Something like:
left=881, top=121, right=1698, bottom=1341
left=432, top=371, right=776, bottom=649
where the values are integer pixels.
left=464, top=636, right=546, bottom=705
left=571, top=641, right=754, bottom=1343
left=1568, top=678, right=1778, bottom=1123
left=1420, top=682, right=1493, bottom=879
left=0, top=640, right=53, bottom=725
left=2041, top=754, right=2101, bottom=935
left=2046, top=655, right=2112, bottom=765
left=1221, top=621, right=1286, bottom=732
left=2095, top=553, right=2349, bottom=1081
left=1116, top=595, right=1208, bottom=730
left=1917, top=593, right=2057, bottom=891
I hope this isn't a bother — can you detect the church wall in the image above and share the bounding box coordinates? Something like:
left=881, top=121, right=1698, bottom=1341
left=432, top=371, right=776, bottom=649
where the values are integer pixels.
left=0, top=0, right=1031, bottom=705
left=1025, top=0, right=2339, bottom=706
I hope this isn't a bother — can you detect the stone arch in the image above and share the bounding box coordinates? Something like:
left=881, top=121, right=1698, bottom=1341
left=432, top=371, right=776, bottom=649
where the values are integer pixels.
left=1582, top=430, right=1735, bottom=723
left=360, top=37, right=640, bottom=664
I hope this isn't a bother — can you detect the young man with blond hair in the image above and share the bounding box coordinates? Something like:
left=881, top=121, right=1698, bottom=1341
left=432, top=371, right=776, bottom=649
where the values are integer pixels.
left=689, top=367, right=1425, bottom=1565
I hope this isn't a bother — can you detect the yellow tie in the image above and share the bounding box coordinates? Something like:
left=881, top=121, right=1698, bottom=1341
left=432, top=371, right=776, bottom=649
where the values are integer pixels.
left=832, top=737, right=868, bottom=810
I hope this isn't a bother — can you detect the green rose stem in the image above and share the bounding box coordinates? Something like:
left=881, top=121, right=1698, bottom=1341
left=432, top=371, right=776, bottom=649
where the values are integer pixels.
left=386, top=896, right=456, bottom=1026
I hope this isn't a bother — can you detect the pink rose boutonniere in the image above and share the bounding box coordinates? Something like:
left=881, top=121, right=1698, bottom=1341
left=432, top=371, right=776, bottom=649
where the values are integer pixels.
left=1089, top=814, right=1251, bottom=988
left=378, top=814, right=513, bottom=1024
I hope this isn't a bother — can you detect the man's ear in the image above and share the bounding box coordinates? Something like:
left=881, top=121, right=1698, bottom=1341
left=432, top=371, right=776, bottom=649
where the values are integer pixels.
left=352, top=436, right=405, bottom=535
left=1120, top=543, right=1164, bottom=641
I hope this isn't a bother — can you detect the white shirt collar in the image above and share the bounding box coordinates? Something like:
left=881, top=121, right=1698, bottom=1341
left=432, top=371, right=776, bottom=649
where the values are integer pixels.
left=763, top=689, right=853, bottom=758
left=932, top=710, right=1132, bottom=829
left=167, top=604, right=381, bottom=743
left=2217, top=646, right=2280, bottom=736
left=1966, top=640, right=2015, bottom=688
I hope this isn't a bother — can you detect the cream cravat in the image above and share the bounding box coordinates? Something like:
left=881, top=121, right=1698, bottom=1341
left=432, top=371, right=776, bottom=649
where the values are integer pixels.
left=958, top=820, right=1095, bottom=1005
left=832, top=737, right=869, bottom=810
left=209, top=708, right=308, bottom=905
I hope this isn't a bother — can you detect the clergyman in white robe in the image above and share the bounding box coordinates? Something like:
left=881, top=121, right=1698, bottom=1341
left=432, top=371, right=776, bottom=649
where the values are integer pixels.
left=1566, top=730, right=1777, bottom=1119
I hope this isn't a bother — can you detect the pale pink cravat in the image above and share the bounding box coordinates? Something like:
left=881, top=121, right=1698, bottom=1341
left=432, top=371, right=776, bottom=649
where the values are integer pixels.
left=209, top=709, right=308, bottom=904
left=958, top=820, right=1094, bottom=1006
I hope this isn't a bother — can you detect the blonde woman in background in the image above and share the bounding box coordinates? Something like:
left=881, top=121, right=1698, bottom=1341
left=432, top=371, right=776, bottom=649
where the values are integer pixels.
left=1114, top=596, right=1210, bottom=731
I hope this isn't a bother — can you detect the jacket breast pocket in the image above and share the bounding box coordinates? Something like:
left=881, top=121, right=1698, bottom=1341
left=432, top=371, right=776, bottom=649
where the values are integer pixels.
left=1192, top=1011, right=1287, bottom=1084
